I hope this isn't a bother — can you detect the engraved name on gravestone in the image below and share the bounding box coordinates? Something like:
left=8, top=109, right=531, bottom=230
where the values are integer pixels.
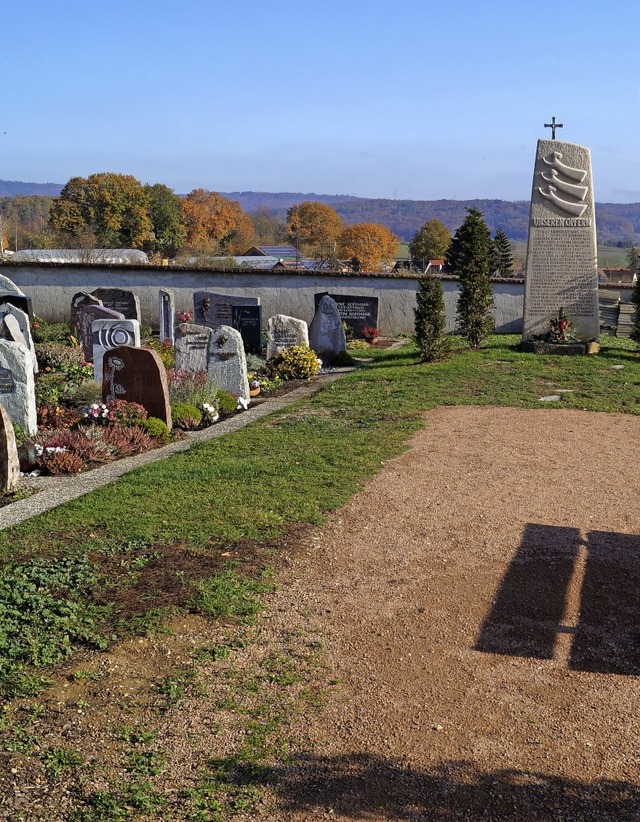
left=92, top=319, right=140, bottom=384
left=314, top=293, right=379, bottom=339
left=0, top=340, right=37, bottom=434
left=174, top=323, right=212, bottom=373
left=266, top=315, right=309, bottom=360
left=523, top=139, right=599, bottom=341
left=193, top=291, right=261, bottom=351
left=78, top=305, right=125, bottom=362
left=231, top=305, right=262, bottom=353
left=102, top=345, right=172, bottom=427
left=91, top=288, right=141, bottom=322
left=159, top=289, right=175, bottom=345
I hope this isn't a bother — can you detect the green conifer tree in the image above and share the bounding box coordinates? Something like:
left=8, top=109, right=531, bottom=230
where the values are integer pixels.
left=446, top=207, right=494, bottom=349
left=414, top=272, right=447, bottom=361
left=493, top=227, right=514, bottom=277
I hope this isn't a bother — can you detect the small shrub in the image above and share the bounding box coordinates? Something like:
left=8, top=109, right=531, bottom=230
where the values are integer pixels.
left=38, top=449, right=84, bottom=475
left=102, top=425, right=154, bottom=456
left=106, top=400, right=148, bottom=427
left=167, top=370, right=219, bottom=407
left=142, top=417, right=171, bottom=443
left=67, top=380, right=102, bottom=408
left=270, top=345, right=321, bottom=380
left=361, top=325, right=379, bottom=344
left=330, top=350, right=357, bottom=367
left=170, top=402, right=202, bottom=430
left=217, top=391, right=238, bottom=414
left=30, top=317, right=70, bottom=345
left=12, top=423, right=26, bottom=446
left=35, top=343, right=84, bottom=373
left=414, top=271, right=448, bottom=361
left=146, top=338, right=175, bottom=370
left=35, top=375, right=62, bottom=408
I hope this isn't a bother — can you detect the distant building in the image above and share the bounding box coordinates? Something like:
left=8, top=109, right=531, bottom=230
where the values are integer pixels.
left=598, top=268, right=637, bottom=287
left=243, top=245, right=299, bottom=259
left=10, top=248, right=149, bottom=265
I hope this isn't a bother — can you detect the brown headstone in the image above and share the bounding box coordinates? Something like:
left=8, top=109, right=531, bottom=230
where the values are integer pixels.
left=102, top=346, right=172, bottom=428
left=0, top=403, right=20, bottom=493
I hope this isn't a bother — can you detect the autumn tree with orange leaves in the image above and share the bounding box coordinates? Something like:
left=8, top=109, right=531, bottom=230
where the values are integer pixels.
left=181, top=189, right=254, bottom=255
left=338, top=223, right=399, bottom=271
left=286, top=201, right=343, bottom=263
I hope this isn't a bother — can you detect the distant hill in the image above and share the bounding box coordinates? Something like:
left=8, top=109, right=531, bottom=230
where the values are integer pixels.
left=0, top=179, right=62, bottom=198
left=1, top=181, right=639, bottom=245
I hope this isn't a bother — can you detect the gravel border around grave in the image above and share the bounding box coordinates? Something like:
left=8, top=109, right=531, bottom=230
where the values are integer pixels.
left=1, top=372, right=348, bottom=531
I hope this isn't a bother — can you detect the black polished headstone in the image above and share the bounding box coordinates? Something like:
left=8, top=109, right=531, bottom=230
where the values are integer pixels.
left=314, top=293, right=379, bottom=338
left=231, top=305, right=262, bottom=353
left=91, top=288, right=140, bottom=321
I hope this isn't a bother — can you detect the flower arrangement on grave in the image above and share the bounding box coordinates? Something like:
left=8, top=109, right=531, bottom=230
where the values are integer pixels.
left=547, top=307, right=578, bottom=343
left=361, top=325, right=380, bottom=344
left=176, top=310, right=193, bottom=324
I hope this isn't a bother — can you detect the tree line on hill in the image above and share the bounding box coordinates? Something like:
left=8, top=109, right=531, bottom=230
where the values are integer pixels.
left=2, top=177, right=640, bottom=254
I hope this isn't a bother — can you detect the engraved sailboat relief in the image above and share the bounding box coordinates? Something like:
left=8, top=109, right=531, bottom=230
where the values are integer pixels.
left=537, top=151, right=589, bottom=217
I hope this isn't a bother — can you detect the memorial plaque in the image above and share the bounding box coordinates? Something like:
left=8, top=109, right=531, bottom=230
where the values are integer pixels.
left=193, top=291, right=260, bottom=351
left=91, top=288, right=141, bottom=321
left=174, top=323, right=212, bottom=373
left=314, top=293, right=379, bottom=338
left=231, top=305, right=262, bottom=353
left=0, top=366, right=15, bottom=394
left=522, top=139, right=599, bottom=342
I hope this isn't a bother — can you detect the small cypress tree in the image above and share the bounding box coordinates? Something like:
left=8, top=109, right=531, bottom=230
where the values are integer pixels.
left=631, top=264, right=640, bottom=349
left=447, top=207, right=494, bottom=349
left=493, top=227, right=514, bottom=277
left=414, top=272, right=447, bottom=361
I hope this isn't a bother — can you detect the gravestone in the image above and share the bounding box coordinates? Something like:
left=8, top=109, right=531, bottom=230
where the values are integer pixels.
left=70, top=292, right=102, bottom=337
left=91, top=288, right=141, bottom=322
left=92, top=319, right=140, bottom=384
left=0, top=403, right=20, bottom=493
left=0, top=304, right=38, bottom=372
left=174, top=323, right=212, bottom=373
left=193, top=291, right=261, bottom=352
left=0, top=340, right=37, bottom=435
left=266, top=314, right=309, bottom=360
left=0, top=294, right=33, bottom=319
left=314, top=293, right=379, bottom=339
left=522, top=139, right=599, bottom=342
left=159, top=288, right=175, bottom=345
left=102, top=345, right=172, bottom=427
left=309, top=295, right=346, bottom=357
left=231, top=305, right=262, bottom=353
left=78, top=305, right=125, bottom=362
left=206, top=325, right=250, bottom=400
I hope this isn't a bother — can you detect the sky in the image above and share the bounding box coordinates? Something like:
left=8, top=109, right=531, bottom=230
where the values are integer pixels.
left=3, top=0, right=640, bottom=203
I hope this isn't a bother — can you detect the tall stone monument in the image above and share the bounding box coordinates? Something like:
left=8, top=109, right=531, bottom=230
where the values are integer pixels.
left=522, top=137, right=599, bottom=343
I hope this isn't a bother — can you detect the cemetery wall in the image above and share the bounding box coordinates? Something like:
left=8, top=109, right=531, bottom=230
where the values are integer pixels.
left=3, top=263, right=632, bottom=336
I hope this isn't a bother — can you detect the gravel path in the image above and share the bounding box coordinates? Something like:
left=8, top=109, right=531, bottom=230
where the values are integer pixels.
left=268, top=406, right=640, bottom=821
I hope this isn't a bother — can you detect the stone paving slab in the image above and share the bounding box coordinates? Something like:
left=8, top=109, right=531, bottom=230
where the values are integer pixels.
left=1, top=373, right=345, bottom=531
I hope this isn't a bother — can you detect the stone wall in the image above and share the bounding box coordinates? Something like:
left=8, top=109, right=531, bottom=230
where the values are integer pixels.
left=3, top=262, right=632, bottom=337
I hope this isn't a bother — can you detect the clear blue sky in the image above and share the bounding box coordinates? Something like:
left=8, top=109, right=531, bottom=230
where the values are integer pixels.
left=3, top=0, right=640, bottom=202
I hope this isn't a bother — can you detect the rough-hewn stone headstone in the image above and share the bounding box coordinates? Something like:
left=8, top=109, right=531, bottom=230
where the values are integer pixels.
left=174, top=323, right=212, bottom=373
left=0, top=340, right=37, bottom=435
left=159, top=289, right=175, bottom=345
left=102, top=345, right=172, bottom=427
left=70, top=292, right=103, bottom=337
left=0, top=304, right=38, bottom=372
left=309, top=295, right=346, bottom=357
left=193, top=291, right=261, bottom=352
left=92, top=319, right=140, bottom=384
left=206, top=325, right=250, bottom=400
left=78, top=305, right=125, bottom=362
left=91, top=288, right=141, bottom=321
left=266, top=314, right=309, bottom=360
left=314, top=293, right=379, bottom=339
left=0, top=403, right=19, bottom=493
left=523, top=139, right=599, bottom=342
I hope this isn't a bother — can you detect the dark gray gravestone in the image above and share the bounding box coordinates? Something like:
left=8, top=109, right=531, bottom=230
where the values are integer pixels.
left=78, top=305, right=125, bottom=362
left=0, top=339, right=37, bottom=435
left=70, top=292, right=103, bottom=336
left=0, top=294, right=33, bottom=319
left=193, top=291, right=261, bottom=351
left=309, top=295, right=346, bottom=357
left=159, top=288, right=175, bottom=345
left=91, top=288, right=141, bottom=321
left=314, top=293, right=379, bottom=338
left=0, top=403, right=19, bottom=493
left=102, top=345, right=172, bottom=427
left=231, top=305, right=262, bottom=353
left=174, top=324, right=212, bottom=373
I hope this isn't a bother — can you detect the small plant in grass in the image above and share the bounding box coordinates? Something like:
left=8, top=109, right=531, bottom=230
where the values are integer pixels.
left=40, top=747, right=84, bottom=778
left=191, top=570, right=272, bottom=621
left=361, top=325, right=379, bottom=344
left=414, top=271, right=448, bottom=361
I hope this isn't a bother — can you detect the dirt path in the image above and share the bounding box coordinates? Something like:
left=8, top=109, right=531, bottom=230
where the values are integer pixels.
left=268, top=406, right=640, bottom=821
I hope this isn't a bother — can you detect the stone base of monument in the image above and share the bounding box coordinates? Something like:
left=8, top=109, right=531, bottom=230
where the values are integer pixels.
left=520, top=340, right=599, bottom=356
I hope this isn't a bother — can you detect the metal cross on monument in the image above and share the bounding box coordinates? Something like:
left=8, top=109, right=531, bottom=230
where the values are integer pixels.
left=544, top=116, right=563, bottom=140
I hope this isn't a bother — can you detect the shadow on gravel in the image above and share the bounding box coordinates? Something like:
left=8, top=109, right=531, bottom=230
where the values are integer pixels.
left=475, top=524, right=640, bottom=675
left=264, top=754, right=639, bottom=820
